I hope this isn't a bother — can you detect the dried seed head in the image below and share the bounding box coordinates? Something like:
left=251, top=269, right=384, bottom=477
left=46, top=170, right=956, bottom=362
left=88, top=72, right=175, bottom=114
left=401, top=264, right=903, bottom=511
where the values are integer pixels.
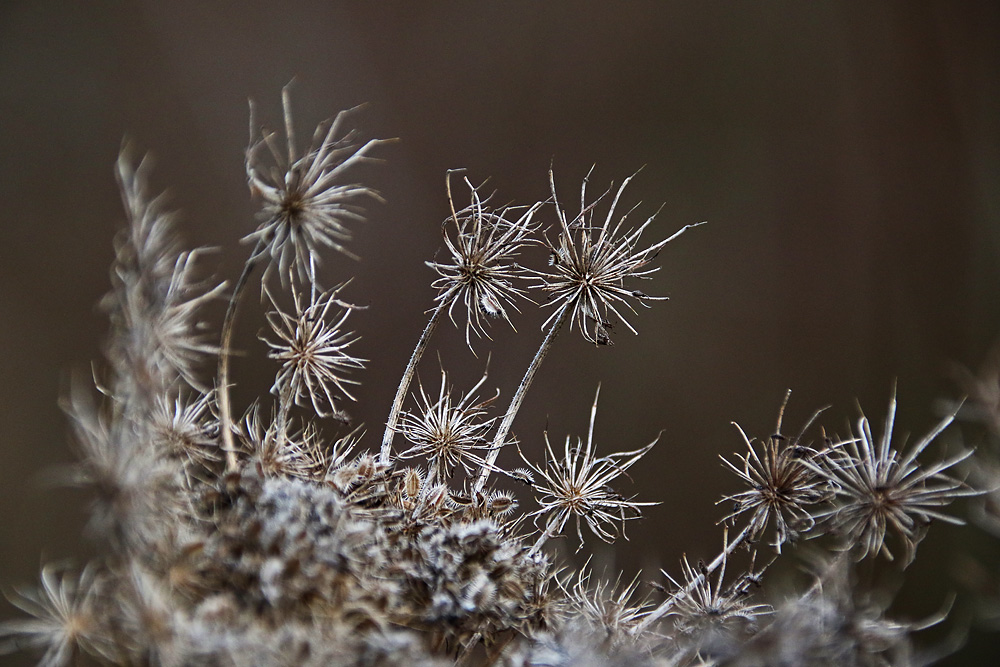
left=244, top=86, right=388, bottom=284
left=239, top=403, right=327, bottom=480
left=810, top=390, right=976, bottom=566
left=564, top=566, right=652, bottom=638
left=524, top=386, right=659, bottom=548
left=397, top=368, right=497, bottom=482
left=661, top=545, right=772, bottom=639
left=535, top=168, right=703, bottom=344
left=718, top=392, right=837, bottom=552
left=150, top=390, right=219, bottom=473
left=427, top=174, right=542, bottom=351
left=262, top=280, right=366, bottom=420
left=0, top=564, right=107, bottom=666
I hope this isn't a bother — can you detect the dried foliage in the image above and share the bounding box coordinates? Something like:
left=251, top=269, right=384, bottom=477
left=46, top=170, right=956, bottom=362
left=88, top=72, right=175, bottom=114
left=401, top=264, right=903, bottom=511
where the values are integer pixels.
left=0, top=88, right=982, bottom=666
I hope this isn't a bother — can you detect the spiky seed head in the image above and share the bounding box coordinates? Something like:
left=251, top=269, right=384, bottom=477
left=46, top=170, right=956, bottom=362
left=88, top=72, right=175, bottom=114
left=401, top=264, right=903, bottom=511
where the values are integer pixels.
left=660, top=538, right=772, bottom=639
left=535, top=168, right=703, bottom=344
left=0, top=564, right=107, bottom=666
left=239, top=403, right=327, bottom=480
left=110, top=154, right=225, bottom=394
left=262, top=280, right=366, bottom=421
left=427, top=173, right=542, bottom=351
left=719, top=392, right=838, bottom=552
left=564, top=566, right=652, bottom=638
left=397, top=368, right=497, bottom=483
left=150, top=391, right=219, bottom=466
left=523, top=386, right=659, bottom=548
left=808, top=390, right=976, bottom=566
left=244, top=86, right=387, bottom=284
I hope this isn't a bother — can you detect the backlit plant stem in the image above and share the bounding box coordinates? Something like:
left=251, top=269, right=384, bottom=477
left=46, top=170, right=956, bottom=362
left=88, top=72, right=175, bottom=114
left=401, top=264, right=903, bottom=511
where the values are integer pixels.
left=218, top=239, right=266, bottom=471
left=380, top=302, right=447, bottom=463
left=474, top=304, right=570, bottom=492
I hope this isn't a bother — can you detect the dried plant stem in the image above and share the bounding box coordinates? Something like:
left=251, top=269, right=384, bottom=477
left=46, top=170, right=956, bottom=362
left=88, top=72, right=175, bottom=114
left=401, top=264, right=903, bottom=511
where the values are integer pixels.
left=474, top=304, right=571, bottom=492
left=379, top=302, right=447, bottom=463
left=633, top=522, right=756, bottom=634
left=528, top=513, right=564, bottom=556
left=219, top=239, right=266, bottom=471
left=275, top=376, right=293, bottom=450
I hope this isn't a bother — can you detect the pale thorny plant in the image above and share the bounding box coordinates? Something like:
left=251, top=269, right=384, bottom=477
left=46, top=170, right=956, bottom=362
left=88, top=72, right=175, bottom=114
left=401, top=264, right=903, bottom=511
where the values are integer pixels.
left=0, top=87, right=980, bottom=667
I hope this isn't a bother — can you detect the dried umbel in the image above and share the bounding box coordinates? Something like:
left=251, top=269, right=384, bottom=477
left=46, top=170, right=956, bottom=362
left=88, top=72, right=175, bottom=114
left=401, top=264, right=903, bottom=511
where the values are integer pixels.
left=397, top=369, right=497, bottom=484
left=245, top=87, right=388, bottom=283
left=563, top=566, right=652, bottom=639
left=660, top=545, right=772, bottom=661
left=810, top=391, right=975, bottom=566
left=428, top=174, right=542, bottom=350
left=537, top=167, right=703, bottom=345
left=109, top=155, right=226, bottom=397
left=522, top=386, right=659, bottom=552
left=0, top=565, right=107, bottom=666
left=1, top=88, right=981, bottom=667
left=719, top=392, right=837, bottom=552
left=262, top=279, right=365, bottom=420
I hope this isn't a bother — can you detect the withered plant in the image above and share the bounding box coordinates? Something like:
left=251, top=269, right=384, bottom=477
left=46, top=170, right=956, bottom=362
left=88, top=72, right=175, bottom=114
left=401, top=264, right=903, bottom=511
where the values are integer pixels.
left=1, top=88, right=978, bottom=666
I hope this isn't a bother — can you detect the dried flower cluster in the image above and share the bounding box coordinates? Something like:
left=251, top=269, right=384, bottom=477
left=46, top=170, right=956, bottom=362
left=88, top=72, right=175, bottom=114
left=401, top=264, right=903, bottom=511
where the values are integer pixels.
left=1, top=89, right=982, bottom=666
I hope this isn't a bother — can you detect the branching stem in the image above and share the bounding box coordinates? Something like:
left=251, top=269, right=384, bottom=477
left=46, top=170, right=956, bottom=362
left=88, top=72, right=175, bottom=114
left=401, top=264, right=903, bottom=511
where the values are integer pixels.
left=528, top=513, right=564, bottom=556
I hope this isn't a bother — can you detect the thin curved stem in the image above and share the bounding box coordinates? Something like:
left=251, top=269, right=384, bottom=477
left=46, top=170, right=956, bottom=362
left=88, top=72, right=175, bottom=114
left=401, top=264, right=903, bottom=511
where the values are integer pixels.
left=380, top=301, right=447, bottom=464
left=473, top=304, right=570, bottom=492
left=218, top=239, right=266, bottom=471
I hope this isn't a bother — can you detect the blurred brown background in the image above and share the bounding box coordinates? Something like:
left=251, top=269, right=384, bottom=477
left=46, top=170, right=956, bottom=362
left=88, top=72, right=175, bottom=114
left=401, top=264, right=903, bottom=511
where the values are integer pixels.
left=1, top=1, right=998, bottom=663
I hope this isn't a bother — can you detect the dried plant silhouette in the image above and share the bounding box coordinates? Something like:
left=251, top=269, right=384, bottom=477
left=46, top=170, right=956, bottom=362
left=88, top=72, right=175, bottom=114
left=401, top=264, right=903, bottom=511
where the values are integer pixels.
left=0, top=89, right=982, bottom=666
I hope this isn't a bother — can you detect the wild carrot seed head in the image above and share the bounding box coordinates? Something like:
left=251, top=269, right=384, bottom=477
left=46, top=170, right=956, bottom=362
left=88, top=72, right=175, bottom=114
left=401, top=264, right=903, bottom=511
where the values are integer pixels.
left=427, top=173, right=542, bottom=352
left=261, top=279, right=366, bottom=421
left=535, top=168, right=703, bottom=345
left=244, top=86, right=387, bottom=285
left=808, top=391, right=975, bottom=566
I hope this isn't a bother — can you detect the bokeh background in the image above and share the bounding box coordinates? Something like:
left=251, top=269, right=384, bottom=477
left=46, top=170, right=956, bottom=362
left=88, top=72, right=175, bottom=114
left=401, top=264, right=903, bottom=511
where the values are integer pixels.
left=1, top=1, right=998, bottom=663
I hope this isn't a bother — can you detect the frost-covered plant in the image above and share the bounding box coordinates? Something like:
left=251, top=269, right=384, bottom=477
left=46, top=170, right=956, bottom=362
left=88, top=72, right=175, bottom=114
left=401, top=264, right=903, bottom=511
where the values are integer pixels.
left=0, top=88, right=978, bottom=666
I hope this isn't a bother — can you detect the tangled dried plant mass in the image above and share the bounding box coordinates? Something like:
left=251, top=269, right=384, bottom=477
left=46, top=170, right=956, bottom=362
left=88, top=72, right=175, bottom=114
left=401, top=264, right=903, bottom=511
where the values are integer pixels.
left=0, top=88, right=982, bottom=666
